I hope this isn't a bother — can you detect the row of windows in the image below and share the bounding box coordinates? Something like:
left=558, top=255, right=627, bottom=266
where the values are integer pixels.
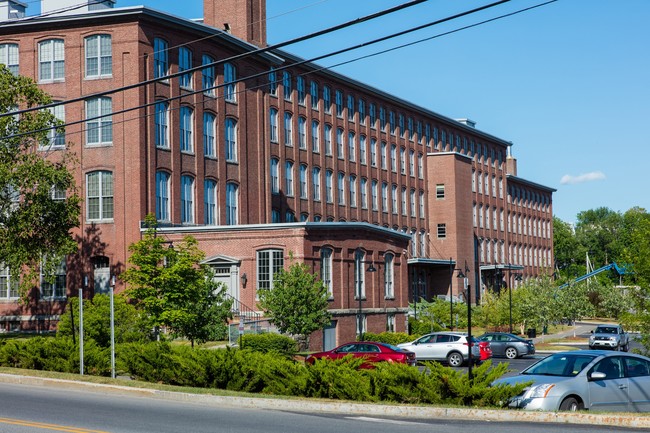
left=508, top=186, right=551, bottom=213
left=267, top=70, right=508, bottom=170
left=155, top=172, right=239, bottom=226
left=269, top=159, right=426, bottom=218
left=473, top=204, right=505, bottom=232
left=475, top=238, right=552, bottom=268
left=155, top=102, right=238, bottom=160
left=1, top=260, right=66, bottom=300
left=153, top=38, right=237, bottom=101
left=507, top=213, right=552, bottom=239
left=256, top=247, right=396, bottom=301
left=0, top=36, right=111, bottom=81
left=269, top=109, right=426, bottom=178
left=472, top=170, right=504, bottom=198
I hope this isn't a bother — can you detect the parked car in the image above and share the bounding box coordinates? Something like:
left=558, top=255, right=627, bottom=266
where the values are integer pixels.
left=589, top=324, right=629, bottom=351
left=494, top=350, right=650, bottom=412
left=478, top=340, right=493, bottom=362
left=478, top=332, right=535, bottom=359
left=397, top=332, right=481, bottom=367
left=304, top=342, right=417, bottom=368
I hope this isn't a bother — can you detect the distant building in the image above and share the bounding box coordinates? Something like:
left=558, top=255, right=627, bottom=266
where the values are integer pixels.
left=0, top=0, right=554, bottom=347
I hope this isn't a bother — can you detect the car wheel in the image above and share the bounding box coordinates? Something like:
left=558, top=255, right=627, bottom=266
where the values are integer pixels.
left=447, top=352, right=464, bottom=367
left=504, top=347, right=518, bottom=359
left=559, top=396, right=584, bottom=411
left=624, top=343, right=630, bottom=352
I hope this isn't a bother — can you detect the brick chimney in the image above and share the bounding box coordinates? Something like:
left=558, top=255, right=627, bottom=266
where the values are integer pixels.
left=506, top=144, right=517, bottom=176
left=204, top=0, right=267, bottom=47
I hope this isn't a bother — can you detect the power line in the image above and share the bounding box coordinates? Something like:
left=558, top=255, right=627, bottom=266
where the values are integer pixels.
left=3, top=0, right=431, bottom=119
left=3, top=0, right=519, bottom=141
left=14, top=1, right=555, bottom=156
left=307, top=1, right=558, bottom=75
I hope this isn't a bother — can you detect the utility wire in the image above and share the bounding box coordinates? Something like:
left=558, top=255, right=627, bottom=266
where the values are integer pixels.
left=2, top=0, right=516, bottom=142
left=306, top=0, right=558, bottom=75
left=17, top=1, right=555, bottom=154
left=3, top=0, right=431, bottom=118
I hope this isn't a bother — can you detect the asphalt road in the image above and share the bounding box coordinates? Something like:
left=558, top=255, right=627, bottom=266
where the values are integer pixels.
left=0, top=382, right=641, bottom=433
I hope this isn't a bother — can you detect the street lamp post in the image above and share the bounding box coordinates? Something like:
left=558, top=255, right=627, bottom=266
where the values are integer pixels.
left=110, top=274, right=116, bottom=379
left=509, top=275, right=513, bottom=334
left=357, top=250, right=376, bottom=342
left=448, top=258, right=453, bottom=330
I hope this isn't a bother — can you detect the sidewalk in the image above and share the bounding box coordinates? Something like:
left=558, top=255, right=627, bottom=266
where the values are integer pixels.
left=532, top=321, right=596, bottom=345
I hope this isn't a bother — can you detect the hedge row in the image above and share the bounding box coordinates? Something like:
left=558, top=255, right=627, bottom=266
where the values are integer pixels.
left=0, top=337, right=527, bottom=407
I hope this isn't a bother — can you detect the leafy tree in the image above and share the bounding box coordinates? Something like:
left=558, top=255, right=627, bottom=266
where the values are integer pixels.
left=257, top=259, right=331, bottom=349
left=553, top=216, right=585, bottom=280
left=574, top=207, right=624, bottom=270
left=57, top=294, right=150, bottom=347
left=120, top=215, right=232, bottom=347
left=0, top=65, right=80, bottom=296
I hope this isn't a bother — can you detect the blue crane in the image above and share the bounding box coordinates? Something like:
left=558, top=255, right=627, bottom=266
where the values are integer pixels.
left=558, top=262, right=630, bottom=289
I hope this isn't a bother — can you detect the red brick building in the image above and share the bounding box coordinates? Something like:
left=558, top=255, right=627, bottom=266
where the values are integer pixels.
left=0, top=0, right=554, bottom=348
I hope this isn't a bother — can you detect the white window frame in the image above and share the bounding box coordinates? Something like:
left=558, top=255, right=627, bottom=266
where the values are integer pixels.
left=85, top=34, right=112, bottom=79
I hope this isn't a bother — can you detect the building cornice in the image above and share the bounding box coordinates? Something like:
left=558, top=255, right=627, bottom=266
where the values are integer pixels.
left=506, top=174, right=557, bottom=193
left=0, top=6, right=282, bottom=63
left=150, top=221, right=412, bottom=241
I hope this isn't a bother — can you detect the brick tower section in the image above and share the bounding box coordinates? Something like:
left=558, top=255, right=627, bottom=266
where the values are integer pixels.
left=204, top=0, right=267, bottom=47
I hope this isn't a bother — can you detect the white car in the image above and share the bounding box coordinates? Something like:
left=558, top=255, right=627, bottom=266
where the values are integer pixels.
left=397, top=332, right=480, bottom=367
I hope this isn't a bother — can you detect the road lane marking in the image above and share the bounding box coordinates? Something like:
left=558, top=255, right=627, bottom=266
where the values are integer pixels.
left=346, top=416, right=429, bottom=426
left=0, top=417, right=110, bottom=433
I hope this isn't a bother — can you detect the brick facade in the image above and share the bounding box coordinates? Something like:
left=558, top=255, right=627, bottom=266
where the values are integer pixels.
left=0, top=0, right=554, bottom=347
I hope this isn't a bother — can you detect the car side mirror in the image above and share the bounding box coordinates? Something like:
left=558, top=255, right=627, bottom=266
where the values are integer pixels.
left=590, top=330, right=594, bottom=334
left=589, top=371, right=606, bottom=381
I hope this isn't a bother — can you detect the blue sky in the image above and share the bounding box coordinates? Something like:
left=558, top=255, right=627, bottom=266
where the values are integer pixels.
left=34, top=0, right=650, bottom=223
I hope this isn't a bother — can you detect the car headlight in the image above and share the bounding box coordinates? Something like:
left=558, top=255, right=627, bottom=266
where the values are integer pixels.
left=589, top=336, right=595, bottom=342
left=527, top=383, right=555, bottom=399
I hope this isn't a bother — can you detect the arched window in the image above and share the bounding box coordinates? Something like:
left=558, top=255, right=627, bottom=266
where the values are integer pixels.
left=225, top=118, right=237, bottom=161
left=226, top=183, right=238, bottom=225
left=86, top=171, right=113, bottom=221
left=155, top=171, right=170, bottom=222
left=224, top=62, right=236, bottom=102
left=320, top=247, right=333, bottom=298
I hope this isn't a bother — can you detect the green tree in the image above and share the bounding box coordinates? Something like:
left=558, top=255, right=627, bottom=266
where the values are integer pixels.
left=553, top=216, right=585, bottom=280
left=57, top=294, right=150, bottom=347
left=120, top=216, right=232, bottom=347
left=0, top=65, right=80, bottom=296
left=575, top=207, right=624, bottom=271
left=257, top=259, right=331, bottom=349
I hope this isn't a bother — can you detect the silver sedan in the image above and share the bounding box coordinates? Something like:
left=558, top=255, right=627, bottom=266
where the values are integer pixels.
left=494, top=350, right=650, bottom=412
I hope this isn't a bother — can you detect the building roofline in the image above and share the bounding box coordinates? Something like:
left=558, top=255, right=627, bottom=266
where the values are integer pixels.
left=426, top=151, right=473, bottom=161
left=149, top=221, right=412, bottom=241
left=274, top=48, right=515, bottom=148
left=0, top=6, right=282, bottom=63
left=506, top=174, right=557, bottom=193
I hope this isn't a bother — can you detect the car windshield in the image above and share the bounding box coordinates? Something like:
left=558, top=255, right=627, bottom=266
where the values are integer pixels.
left=523, top=353, right=597, bottom=377
left=596, top=327, right=618, bottom=334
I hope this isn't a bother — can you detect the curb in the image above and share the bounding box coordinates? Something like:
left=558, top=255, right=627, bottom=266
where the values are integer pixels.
left=1, top=373, right=649, bottom=429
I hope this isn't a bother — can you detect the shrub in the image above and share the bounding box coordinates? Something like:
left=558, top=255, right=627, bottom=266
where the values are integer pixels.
left=367, top=362, right=441, bottom=404
left=117, top=342, right=207, bottom=386
left=240, top=333, right=297, bottom=357
left=302, top=355, right=375, bottom=401
left=424, top=360, right=530, bottom=406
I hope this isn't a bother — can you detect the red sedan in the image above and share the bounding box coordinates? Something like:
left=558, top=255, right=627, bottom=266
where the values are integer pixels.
left=305, top=342, right=417, bottom=368
left=478, top=340, right=493, bottom=362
